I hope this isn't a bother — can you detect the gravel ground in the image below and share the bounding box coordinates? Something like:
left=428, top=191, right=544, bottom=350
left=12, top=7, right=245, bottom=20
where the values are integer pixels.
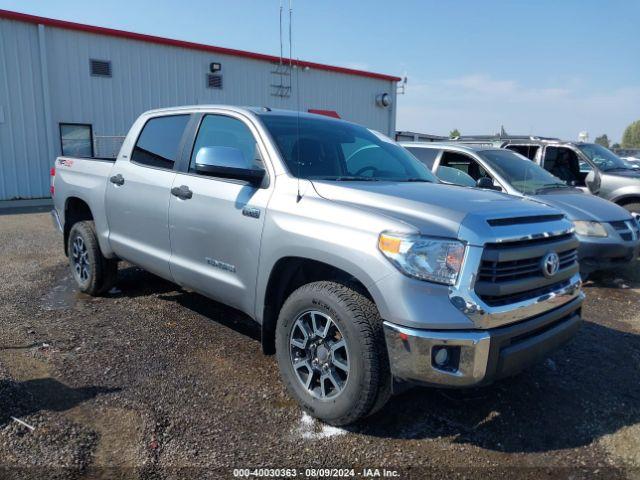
left=0, top=212, right=639, bottom=479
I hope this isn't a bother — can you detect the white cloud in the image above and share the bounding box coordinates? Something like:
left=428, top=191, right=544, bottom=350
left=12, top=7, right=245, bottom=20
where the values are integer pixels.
left=397, top=74, right=640, bottom=142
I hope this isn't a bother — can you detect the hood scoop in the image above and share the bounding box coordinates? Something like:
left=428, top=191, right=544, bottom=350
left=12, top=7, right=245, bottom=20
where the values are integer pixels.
left=487, top=214, right=564, bottom=227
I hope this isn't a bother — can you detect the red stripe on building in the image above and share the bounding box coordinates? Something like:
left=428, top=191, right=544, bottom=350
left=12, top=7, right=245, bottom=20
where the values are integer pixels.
left=308, top=109, right=341, bottom=119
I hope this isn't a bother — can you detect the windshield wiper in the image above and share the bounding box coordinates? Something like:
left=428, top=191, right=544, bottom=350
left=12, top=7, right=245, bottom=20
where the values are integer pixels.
left=314, top=176, right=381, bottom=182
left=534, top=183, right=569, bottom=193
left=404, top=178, right=433, bottom=183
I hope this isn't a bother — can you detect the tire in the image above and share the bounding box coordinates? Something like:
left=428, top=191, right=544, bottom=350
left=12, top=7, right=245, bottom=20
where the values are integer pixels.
left=67, top=221, right=118, bottom=296
left=275, top=281, right=391, bottom=426
left=621, top=202, right=640, bottom=215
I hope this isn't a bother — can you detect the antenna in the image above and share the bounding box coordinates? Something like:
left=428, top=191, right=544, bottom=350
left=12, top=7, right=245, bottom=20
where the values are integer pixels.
left=289, top=0, right=302, bottom=202
left=279, top=0, right=283, bottom=66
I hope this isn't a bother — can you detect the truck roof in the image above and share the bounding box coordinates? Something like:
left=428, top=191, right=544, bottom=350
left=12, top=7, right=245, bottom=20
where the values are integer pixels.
left=399, top=141, right=505, bottom=154
left=141, top=105, right=346, bottom=122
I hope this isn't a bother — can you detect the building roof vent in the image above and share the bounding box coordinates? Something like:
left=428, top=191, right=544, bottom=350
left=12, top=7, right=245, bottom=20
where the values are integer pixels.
left=207, top=74, right=223, bottom=89
left=90, top=59, right=112, bottom=77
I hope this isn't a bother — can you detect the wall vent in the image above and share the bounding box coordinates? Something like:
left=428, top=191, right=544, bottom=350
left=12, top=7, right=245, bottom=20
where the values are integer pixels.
left=207, top=74, right=223, bottom=89
left=90, top=59, right=112, bottom=77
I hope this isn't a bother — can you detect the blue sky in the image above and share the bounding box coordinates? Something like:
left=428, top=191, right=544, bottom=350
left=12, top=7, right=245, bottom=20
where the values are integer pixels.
left=1, top=0, right=638, bottom=141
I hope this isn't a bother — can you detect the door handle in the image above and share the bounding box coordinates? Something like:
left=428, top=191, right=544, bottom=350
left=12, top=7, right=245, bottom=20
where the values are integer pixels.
left=109, top=174, right=125, bottom=186
left=171, top=185, right=193, bottom=200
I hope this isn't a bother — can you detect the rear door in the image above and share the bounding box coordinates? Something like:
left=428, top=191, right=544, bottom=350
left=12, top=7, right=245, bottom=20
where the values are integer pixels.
left=168, top=111, right=271, bottom=315
left=105, top=114, right=191, bottom=279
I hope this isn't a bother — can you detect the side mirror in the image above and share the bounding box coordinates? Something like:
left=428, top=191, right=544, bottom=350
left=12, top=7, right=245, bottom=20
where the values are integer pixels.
left=476, top=176, right=500, bottom=190
left=195, top=146, right=265, bottom=186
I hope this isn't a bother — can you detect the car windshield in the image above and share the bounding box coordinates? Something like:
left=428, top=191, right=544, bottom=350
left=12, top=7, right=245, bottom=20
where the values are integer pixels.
left=479, top=149, right=568, bottom=195
left=259, top=114, right=437, bottom=182
left=576, top=143, right=631, bottom=171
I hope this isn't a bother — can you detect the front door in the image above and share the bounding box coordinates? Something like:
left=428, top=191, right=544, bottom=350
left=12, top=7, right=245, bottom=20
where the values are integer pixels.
left=168, top=112, right=271, bottom=315
left=105, top=114, right=190, bottom=279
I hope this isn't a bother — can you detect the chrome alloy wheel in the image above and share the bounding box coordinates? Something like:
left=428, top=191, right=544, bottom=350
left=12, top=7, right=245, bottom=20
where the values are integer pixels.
left=289, top=310, right=350, bottom=399
left=71, top=236, right=90, bottom=283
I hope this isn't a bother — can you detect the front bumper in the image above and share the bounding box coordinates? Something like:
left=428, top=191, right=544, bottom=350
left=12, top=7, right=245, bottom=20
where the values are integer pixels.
left=383, top=295, right=583, bottom=387
left=577, top=235, right=640, bottom=274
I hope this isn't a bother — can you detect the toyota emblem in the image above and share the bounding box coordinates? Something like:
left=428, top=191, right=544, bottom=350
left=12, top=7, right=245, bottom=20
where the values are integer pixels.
left=541, top=252, right=560, bottom=278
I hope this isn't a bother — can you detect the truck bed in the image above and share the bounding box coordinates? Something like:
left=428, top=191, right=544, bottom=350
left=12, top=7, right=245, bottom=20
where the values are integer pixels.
left=52, top=155, right=115, bottom=256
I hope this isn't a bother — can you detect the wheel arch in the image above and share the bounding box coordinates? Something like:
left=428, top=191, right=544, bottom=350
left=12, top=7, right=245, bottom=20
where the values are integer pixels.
left=613, top=194, right=640, bottom=208
left=260, top=256, right=376, bottom=355
left=63, top=197, right=94, bottom=256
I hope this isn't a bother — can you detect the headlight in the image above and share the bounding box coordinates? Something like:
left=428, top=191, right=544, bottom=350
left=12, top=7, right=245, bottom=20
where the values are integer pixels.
left=378, top=232, right=466, bottom=285
left=573, top=221, right=608, bottom=238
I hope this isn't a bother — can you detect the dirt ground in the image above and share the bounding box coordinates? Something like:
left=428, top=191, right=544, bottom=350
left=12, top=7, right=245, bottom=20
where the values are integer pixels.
left=0, top=211, right=639, bottom=480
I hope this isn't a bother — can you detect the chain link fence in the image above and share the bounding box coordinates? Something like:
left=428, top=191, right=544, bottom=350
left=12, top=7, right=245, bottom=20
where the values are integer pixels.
left=93, top=135, right=126, bottom=159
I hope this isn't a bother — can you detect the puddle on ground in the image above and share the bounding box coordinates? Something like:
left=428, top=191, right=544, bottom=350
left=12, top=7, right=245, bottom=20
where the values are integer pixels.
left=65, top=405, right=146, bottom=468
left=40, top=274, right=90, bottom=311
left=0, top=350, right=51, bottom=381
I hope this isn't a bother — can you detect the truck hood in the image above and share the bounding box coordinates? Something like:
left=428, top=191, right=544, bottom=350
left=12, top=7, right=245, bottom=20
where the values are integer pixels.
left=530, top=191, right=632, bottom=222
left=312, top=181, right=562, bottom=241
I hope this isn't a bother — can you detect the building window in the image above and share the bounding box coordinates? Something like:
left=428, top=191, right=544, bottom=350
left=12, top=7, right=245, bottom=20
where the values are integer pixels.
left=90, top=59, right=112, bottom=77
left=207, top=74, right=223, bottom=89
left=59, top=123, right=93, bottom=157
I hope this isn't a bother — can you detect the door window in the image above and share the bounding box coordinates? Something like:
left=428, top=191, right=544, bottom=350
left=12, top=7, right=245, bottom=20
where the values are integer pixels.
left=60, top=123, right=93, bottom=157
left=543, top=147, right=584, bottom=186
left=505, top=144, right=539, bottom=160
left=439, top=151, right=489, bottom=181
left=436, top=166, right=476, bottom=187
left=131, top=115, right=190, bottom=169
left=190, top=115, right=263, bottom=172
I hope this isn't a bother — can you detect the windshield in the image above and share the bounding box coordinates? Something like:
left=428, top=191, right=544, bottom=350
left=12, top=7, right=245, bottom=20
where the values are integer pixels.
left=479, top=149, right=567, bottom=194
left=576, top=143, right=631, bottom=171
left=259, top=114, right=437, bottom=182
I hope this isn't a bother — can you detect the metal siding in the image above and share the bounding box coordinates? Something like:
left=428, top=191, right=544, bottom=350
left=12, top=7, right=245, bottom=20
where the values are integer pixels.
left=0, top=21, right=396, bottom=200
left=0, top=19, right=50, bottom=199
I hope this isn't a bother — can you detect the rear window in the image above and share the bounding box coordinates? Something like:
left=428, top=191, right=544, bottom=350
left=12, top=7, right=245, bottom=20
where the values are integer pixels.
left=131, top=115, right=190, bottom=169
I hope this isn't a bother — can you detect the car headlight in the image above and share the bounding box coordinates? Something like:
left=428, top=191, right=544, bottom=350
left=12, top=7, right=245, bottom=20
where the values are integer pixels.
left=573, top=220, right=608, bottom=238
left=378, top=232, right=465, bottom=285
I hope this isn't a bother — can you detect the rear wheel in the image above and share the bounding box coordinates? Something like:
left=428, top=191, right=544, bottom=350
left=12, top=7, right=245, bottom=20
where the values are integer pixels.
left=67, top=221, right=118, bottom=296
left=275, top=281, right=391, bottom=425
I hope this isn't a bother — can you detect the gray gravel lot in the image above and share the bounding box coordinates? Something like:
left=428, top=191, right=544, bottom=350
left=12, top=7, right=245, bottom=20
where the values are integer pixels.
left=1, top=212, right=639, bottom=479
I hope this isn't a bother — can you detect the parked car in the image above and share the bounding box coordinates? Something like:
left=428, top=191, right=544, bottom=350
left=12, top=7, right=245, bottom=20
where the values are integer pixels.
left=402, top=142, right=640, bottom=277
left=51, top=106, right=584, bottom=425
left=621, top=157, right=640, bottom=169
left=449, top=135, right=640, bottom=215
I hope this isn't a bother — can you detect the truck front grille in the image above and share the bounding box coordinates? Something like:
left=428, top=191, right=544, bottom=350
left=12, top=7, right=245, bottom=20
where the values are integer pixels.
left=476, top=233, right=579, bottom=307
left=609, top=220, right=639, bottom=242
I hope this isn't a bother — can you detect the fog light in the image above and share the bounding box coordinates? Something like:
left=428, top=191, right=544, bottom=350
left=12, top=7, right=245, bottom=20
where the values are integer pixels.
left=431, top=345, right=461, bottom=372
left=434, top=347, right=449, bottom=366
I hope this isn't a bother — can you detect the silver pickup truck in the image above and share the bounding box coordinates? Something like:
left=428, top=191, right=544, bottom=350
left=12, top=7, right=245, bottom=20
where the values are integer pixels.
left=51, top=106, right=584, bottom=425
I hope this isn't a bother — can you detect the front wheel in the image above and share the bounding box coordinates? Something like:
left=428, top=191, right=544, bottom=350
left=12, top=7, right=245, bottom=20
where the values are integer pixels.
left=275, top=281, right=391, bottom=425
left=67, top=221, right=118, bottom=296
left=621, top=202, right=640, bottom=216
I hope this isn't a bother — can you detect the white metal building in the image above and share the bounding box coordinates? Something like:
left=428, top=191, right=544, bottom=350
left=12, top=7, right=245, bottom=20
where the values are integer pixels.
left=0, top=9, right=400, bottom=200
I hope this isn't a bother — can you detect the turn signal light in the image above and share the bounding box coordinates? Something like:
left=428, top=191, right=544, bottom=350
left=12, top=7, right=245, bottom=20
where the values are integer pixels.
left=378, top=234, right=401, bottom=254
